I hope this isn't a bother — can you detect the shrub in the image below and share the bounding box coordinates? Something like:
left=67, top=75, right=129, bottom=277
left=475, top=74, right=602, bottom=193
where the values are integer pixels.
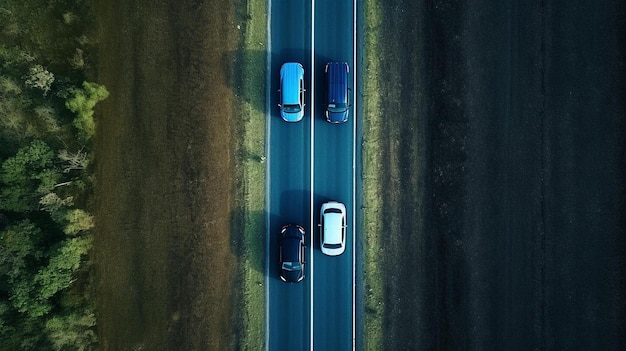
left=65, top=81, right=109, bottom=141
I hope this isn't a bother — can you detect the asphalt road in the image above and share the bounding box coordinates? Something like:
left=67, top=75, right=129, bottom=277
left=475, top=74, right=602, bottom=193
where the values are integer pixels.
left=312, top=0, right=356, bottom=350
left=378, top=0, right=625, bottom=349
left=266, top=1, right=312, bottom=350
left=266, top=0, right=356, bottom=350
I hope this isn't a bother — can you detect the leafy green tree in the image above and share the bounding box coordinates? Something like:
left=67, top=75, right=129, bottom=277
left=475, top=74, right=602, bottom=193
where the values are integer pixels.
left=0, top=75, right=31, bottom=143
left=10, top=278, right=51, bottom=318
left=39, top=192, right=73, bottom=213
left=0, top=1, right=100, bottom=349
left=1, top=221, right=92, bottom=320
left=0, top=301, right=46, bottom=351
left=0, top=220, right=44, bottom=280
left=39, top=194, right=94, bottom=236
left=0, top=76, right=22, bottom=95
left=45, top=311, right=97, bottom=351
left=0, top=221, right=49, bottom=318
left=65, top=82, right=109, bottom=141
left=0, top=140, right=60, bottom=212
left=0, top=301, right=14, bottom=341
left=61, top=209, right=94, bottom=236
left=35, top=236, right=93, bottom=302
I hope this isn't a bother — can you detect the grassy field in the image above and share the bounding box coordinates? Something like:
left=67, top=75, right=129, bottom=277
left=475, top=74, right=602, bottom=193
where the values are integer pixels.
left=94, top=0, right=242, bottom=349
left=361, top=0, right=385, bottom=349
left=361, top=0, right=427, bottom=349
left=232, top=0, right=267, bottom=348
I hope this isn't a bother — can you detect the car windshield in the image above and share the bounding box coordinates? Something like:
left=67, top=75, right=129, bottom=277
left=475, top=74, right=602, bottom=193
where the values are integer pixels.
left=323, top=243, right=343, bottom=249
left=327, top=103, right=347, bottom=113
left=282, top=261, right=302, bottom=271
left=283, top=104, right=301, bottom=113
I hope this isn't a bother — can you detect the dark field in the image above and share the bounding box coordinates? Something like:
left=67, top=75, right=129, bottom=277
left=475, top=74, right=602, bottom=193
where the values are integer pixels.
left=373, top=0, right=626, bottom=349
left=94, top=0, right=240, bottom=349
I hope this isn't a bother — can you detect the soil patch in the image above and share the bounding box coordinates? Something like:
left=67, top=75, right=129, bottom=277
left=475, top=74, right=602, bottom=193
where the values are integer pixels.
left=366, top=0, right=625, bottom=349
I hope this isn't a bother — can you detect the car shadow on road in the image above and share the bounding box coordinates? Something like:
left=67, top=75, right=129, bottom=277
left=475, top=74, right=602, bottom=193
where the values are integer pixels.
left=229, top=189, right=311, bottom=282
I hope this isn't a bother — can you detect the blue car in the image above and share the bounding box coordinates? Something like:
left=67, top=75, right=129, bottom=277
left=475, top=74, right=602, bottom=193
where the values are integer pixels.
left=325, top=62, right=350, bottom=123
left=279, top=62, right=305, bottom=122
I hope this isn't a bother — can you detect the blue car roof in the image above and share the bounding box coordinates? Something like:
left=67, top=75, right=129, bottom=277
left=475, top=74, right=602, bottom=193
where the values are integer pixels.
left=327, top=62, right=348, bottom=103
left=326, top=62, right=349, bottom=122
left=280, top=62, right=304, bottom=105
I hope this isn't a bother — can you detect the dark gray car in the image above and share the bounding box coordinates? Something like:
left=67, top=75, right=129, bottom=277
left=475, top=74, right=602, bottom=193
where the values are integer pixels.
left=279, top=224, right=305, bottom=283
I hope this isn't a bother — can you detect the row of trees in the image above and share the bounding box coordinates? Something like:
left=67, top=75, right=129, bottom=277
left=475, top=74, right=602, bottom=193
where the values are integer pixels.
left=1, top=0, right=106, bottom=349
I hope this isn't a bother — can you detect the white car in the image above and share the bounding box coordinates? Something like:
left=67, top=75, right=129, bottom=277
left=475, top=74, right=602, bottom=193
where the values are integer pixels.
left=319, top=201, right=347, bottom=256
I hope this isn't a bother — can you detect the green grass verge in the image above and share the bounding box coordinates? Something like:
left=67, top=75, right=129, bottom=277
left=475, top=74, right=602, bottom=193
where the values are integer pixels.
left=362, top=0, right=385, bottom=349
left=238, top=0, right=267, bottom=349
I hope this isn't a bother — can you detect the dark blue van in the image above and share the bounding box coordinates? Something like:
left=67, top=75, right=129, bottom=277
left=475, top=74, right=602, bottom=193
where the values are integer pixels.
left=325, top=62, right=350, bottom=123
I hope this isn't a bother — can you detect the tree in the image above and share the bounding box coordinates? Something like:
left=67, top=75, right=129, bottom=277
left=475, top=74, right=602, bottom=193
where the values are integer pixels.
left=45, top=311, right=97, bottom=351
left=60, top=209, right=94, bottom=236
left=0, top=140, right=60, bottom=212
left=38, top=194, right=94, bottom=236
left=0, top=221, right=49, bottom=318
left=0, top=220, right=44, bottom=281
left=24, top=65, right=54, bottom=96
left=39, top=192, right=73, bottom=213
left=58, top=148, right=89, bottom=173
left=35, top=236, right=93, bottom=301
left=65, top=82, right=109, bottom=141
left=1, top=222, right=92, bottom=319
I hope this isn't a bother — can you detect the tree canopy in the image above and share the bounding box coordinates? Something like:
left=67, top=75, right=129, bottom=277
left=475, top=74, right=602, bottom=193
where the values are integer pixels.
left=66, top=82, right=110, bottom=141
left=0, top=0, right=102, bottom=349
left=0, top=140, right=60, bottom=212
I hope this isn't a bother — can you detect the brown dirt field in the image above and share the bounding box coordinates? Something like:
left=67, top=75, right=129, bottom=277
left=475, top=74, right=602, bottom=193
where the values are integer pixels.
left=94, top=0, right=243, bottom=349
left=369, top=0, right=626, bottom=349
